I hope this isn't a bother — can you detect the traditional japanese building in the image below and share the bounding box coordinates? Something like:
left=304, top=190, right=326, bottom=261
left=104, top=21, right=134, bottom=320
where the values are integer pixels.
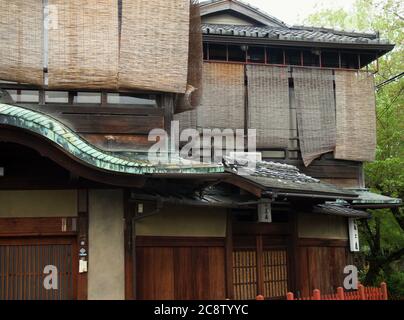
left=0, top=0, right=401, bottom=300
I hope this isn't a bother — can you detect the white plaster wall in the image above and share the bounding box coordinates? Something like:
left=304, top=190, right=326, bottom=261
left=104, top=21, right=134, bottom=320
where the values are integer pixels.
left=88, top=189, right=125, bottom=300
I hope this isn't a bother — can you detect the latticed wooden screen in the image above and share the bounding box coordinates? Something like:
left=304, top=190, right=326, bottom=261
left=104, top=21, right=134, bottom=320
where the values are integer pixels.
left=0, top=0, right=43, bottom=85
left=0, top=241, right=75, bottom=300
left=233, top=248, right=288, bottom=299
left=233, top=250, right=257, bottom=300
left=263, top=249, right=288, bottom=298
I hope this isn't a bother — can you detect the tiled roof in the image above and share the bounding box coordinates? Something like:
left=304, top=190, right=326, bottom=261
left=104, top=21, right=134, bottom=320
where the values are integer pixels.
left=0, top=103, right=224, bottom=175
left=202, top=23, right=391, bottom=45
left=350, top=189, right=402, bottom=205
left=314, top=203, right=370, bottom=219
left=223, top=156, right=357, bottom=199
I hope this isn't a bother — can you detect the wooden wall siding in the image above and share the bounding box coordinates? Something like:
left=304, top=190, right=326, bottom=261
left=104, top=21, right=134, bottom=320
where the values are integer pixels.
left=48, top=0, right=119, bottom=90
left=0, top=0, right=43, bottom=86
left=297, top=240, right=350, bottom=297
left=136, top=238, right=226, bottom=300
left=21, top=105, right=164, bottom=135
left=0, top=218, right=77, bottom=237
left=334, top=71, right=376, bottom=162
left=233, top=250, right=257, bottom=300
left=0, top=237, right=77, bottom=300
left=246, top=65, right=290, bottom=149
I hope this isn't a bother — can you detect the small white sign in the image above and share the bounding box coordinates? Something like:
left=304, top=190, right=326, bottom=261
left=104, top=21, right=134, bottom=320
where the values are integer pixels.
left=348, top=218, right=360, bottom=252
left=79, top=259, right=88, bottom=273
left=0, top=167, right=4, bottom=177
left=258, top=201, right=272, bottom=223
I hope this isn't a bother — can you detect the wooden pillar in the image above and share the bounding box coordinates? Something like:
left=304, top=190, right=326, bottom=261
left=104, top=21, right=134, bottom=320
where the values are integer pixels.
left=225, top=210, right=234, bottom=299
left=77, top=189, right=89, bottom=300
left=256, top=235, right=264, bottom=296
left=159, top=93, right=175, bottom=134
left=124, top=189, right=136, bottom=300
left=288, top=206, right=300, bottom=294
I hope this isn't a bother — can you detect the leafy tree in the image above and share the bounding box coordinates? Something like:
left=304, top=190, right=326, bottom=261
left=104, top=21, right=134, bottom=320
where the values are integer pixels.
left=306, top=0, right=404, bottom=298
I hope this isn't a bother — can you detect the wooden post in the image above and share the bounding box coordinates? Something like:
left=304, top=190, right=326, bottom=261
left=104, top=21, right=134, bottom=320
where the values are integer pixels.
left=337, top=287, right=345, bottom=300
left=77, top=189, right=89, bottom=300
left=358, top=284, right=366, bottom=300
left=313, top=289, right=321, bottom=300
left=381, top=282, right=388, bottom=300
left=225, top=211, right=234, bottom=299
left=256, top=295, right=264, bottom=300
left=286, top=292, right=294, bottom=300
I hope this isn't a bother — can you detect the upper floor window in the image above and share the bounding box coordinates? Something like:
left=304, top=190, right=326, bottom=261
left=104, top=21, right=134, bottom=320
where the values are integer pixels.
left=203, top=43, right=376, bottom=71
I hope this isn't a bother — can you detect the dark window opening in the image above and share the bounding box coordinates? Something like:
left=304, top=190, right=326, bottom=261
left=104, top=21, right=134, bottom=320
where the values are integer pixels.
left=285, top=49, right=301, bottom=66
left=267, top=48, right=284, bottom=65
left=248, top=46, right=265, bottom=63
left=228, top=45, right=246, bottom=62
left=359, top=53, right=376, bottom=68
left=340, top=52, right=359, bottom=69
left=322, top=51, right=340, bottom=68
left=302, top=50, right=320, bottom=67
left=203, top=42, right=208, bottom=60
left=208, top=43, right=227, bottom=61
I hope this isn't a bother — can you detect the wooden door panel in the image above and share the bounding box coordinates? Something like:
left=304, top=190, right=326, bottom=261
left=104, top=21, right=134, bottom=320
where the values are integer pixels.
left=0, top=237, right=77, bottom=300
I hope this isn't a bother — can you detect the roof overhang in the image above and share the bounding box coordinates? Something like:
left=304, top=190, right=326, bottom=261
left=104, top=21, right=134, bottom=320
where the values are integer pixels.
left=200, top=0, right=287, bottom=28
left=348, top=188, right=402, bottom=209
left=313, top=203, right=370, bottom=219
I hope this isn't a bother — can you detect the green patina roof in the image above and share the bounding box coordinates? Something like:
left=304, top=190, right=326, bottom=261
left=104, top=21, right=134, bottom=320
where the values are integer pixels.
left=348, top=188, right=402, bottom=205
left=0, top=103, right=224, bottom=175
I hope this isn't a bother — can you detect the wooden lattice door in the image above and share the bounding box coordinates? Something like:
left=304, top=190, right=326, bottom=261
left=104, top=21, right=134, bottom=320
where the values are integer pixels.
left=0, top=237, right=77, bottom=300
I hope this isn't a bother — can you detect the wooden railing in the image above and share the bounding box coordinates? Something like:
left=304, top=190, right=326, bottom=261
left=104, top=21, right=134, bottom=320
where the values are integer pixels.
left=284, top=283, right=388, bottom=300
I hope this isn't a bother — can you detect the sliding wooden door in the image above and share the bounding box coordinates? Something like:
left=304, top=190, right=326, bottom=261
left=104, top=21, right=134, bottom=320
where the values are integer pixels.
left=0, top=237, right=78, bottom=300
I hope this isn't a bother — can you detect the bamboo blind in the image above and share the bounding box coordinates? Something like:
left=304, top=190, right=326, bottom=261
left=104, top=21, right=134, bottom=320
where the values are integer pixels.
left=119, top=0, right=190, bottom=93
left=334, top=70, right=376, bottom=161
left=0, top=0, right=43, bottom=85
left=233, top=250, right=257, bottom=300
left=175, top=0, right=203, bottom=113
left=174, top=109, right=197, bottom=133
left=263, top=249, right=288, bottom=298
left=247, top=65, right=290, bottom=149
left=47, top=0, right=119, bottom=90
left=197, top=62, right=245, bottom=131
left=293, top=68, right=336, bottom=166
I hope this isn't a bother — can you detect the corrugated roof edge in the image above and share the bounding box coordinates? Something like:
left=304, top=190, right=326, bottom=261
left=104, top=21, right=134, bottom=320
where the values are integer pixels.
left=0, top=103, right=224, bottom=175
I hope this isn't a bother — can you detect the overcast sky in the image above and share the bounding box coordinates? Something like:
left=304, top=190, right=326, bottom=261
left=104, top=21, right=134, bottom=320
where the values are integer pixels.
left=244, top=0, right=356, bottom=25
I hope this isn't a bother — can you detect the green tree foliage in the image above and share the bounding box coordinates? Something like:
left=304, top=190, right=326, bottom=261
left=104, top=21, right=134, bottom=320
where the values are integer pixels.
left=307, top=0, right=404, bottom=299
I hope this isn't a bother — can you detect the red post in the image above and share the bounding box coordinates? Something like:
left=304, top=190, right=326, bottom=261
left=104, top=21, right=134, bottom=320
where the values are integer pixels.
left=359, top=284, right=366, bottom=300
left=256, top=295, right=265, bottom=300
left=381, top=282, right=388, bottom=300
left=313, top=289, right=321, bottom=300
left=286, top=292, right=294, bottom=300
left=337, top=287, right=345, bottom=300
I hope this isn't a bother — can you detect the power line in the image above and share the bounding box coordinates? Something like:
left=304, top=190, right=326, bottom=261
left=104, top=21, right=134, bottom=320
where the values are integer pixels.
left=376, top=72, right=404, bottom=90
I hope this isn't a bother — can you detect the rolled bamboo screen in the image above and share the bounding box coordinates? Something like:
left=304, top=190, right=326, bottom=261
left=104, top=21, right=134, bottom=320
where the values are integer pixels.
left=197, top=62, right=245, bottom=131
left=334, top=70, right=376, bottom=161
left=119, top=0, right=190, bottom=93
left=246, top=65, right=290, bottom=149
left=293, top=68, right=336, bottom=166
left=47, top=0, right=119, bottom=90
left=0, top=0, right=43, bottom=86
left=175, top=0, right=203, bottom=113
